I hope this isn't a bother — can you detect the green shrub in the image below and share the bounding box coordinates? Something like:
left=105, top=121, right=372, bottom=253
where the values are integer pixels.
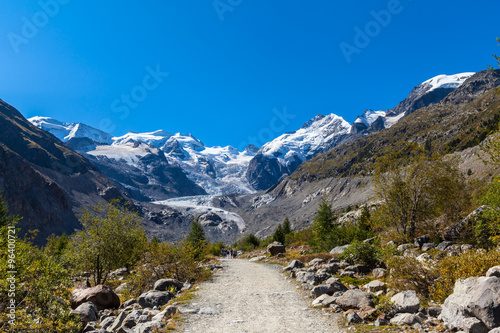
left=207, top=242, right=225, bottom=257
left=339, top=240, right=381, bottom=268
left=233, top=234, right=261, bottom=251
left=386, top=255, right=439, bottom=298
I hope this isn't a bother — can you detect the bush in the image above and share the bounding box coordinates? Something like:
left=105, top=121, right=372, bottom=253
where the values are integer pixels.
left=339, top=240, right=381, bottom=268
left=386, top=255, right=439, bottom=298
left=126, top=240, right=211, bottom=298
left=233, top=234, right=261, bottom=252
left=207, top=242, right=225, bottom=257
left=69, top=201, right=148, bottom=285
left=430, top=248, right=500, bottom=302
left=0, top=235, right=80, bottom=332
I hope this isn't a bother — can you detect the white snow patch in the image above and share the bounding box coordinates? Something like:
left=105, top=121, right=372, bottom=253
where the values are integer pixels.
left=421, top=72, right=475, bottom=93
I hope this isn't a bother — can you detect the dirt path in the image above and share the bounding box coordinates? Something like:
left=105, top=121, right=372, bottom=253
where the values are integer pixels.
left=180, top=259, right=343, bottom=333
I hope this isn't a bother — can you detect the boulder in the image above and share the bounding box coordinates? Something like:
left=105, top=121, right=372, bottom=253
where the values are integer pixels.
left=152, top=306, right=177, bottom=321
left=346, top=311, right=362, bottom=324
left=441, top=276, right=486, bottom=331
left=109, top=311, right=128, bottom=332
left=374, top=317, right=390, bottom=326
left=390, top=313, right=422, bottom=326
left=436, top=241, right=454, bottom=251
left=466, top=276, right=500, bottom=329
left=324, top=277, right=348, bottom=292
left=267, top=242, right=286, bottom=256
left=330, top=244, right=349, bottom=255
left=363, top=280, right=386, bottom=293
left=421, top=243, right=436, bottom=252
left=133, top=321, right=165, bottom=333
left=426, top=307, right=442, bottom=317
left=283, top=260, right=304, bottom=271
left=344, top=264, right=370, bottom=274
left=137, top=290, right=174, bottom=309
left=312, top=294, right=338, bottom=307
left=322, top=263, right=341, bottom=274
left=73, top=301, right=98, bottom=322
left=372, top=268, right=387, bottom=279
left=336, top=290, right=373, bottom=310
left=153, top=279, right=183, bottom=292
left=486, top=266, right=500, bottom=278
left=391, top=290, right=420, bottom=314
left=71, top=285, right=120, bottom=310
left=461, top=317, right=488, bottom=333
left=122, top=298, right=137, bottom=308
left=311, top=285, right=333, bottom=298
left=397, top=243, right=417, bottom=252
left=296, top=272, right=319, bottom=285
left=99, top=316, right=116, bottom=330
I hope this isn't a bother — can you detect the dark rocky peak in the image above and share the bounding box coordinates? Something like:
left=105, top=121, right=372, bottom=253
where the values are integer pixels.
left=440, top=69, right=500, bottom=105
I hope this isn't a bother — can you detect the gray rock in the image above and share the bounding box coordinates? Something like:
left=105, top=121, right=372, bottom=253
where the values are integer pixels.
left=466, top=276, right=500, bottom=329
left=133, top=321, right=165, bottom=333
left=283, top=260, right=304, bottom=271
left=339, top=270, right=356, bottom=278
left=312, top=294, right=338, bottom=307
left=488, top=328, right=500, bottom=333
left=436, top=241, right=454, bottom=251
left=397, top=243, right=417, bottom=252
left=344, top=264, right=370, bottom=274
left=297, top=272, right=319, bottom=285
left=391, top=290, right=420, bottom=314
left=267, top=242, right=286, bottom=256
left=374, top=318, right=390, bottom=326
left=363, top=280, right=386, bottom=293
left=199, top=307, right=220, bottom=315
left=330, top=244, right=350, bottom=255
left=153, top=279, right=184, bottom=292
left=152, top=306, right=177, bottom=321
left=109, top=311, right=127, bottom=332
left=336, top=290, right=373, bottom=310
left=390, top=313, right=423, bottom=326
left=71, top=285, right=120, bottom=310
left=99, top=316, right=115, bottom=329
left=346, top=311, right=362, bottom=324
left=322, top=263, right=341, bottom=274
left=311, top=284, right=333, bottom=298
left=123, top=309, right=143, bottom=328
left=137, top=290, right=173, bottom=309
left=372, top=268, right=387, bottom=279
left=486, top=266, right=500, bottom=278
left=461, top=317, right=488, bottom=333
left=74, top=302, right=98, bottom=322
left=421, top=243, right=436, bottom=252
left=121, top=298, right=137, bottom=309
left=324, top=277, right=348, bottom=292
left=441, top=276, right=485, bottom=331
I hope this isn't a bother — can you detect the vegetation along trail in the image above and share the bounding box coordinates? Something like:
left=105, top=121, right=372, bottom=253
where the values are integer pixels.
left=181, top=259, right=342, bottom=333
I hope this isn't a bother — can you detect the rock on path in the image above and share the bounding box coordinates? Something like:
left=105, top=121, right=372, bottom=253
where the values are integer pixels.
left=181, top=259, right=342, bottom=333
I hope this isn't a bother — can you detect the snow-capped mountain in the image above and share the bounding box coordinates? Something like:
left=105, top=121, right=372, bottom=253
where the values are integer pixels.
left=29, top=116, right=113, bottom=144
left=351, top=72, right=475, bottom=134
left=108, top=131, right=258, bottom=195
left=246, top=114, right=351, bottom=191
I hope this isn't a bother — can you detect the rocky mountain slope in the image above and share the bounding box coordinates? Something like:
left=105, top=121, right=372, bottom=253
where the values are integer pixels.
left=0, top=100, right=128, bottom=243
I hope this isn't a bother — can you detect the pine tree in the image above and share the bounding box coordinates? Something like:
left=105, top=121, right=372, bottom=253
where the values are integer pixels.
left=312, top=197, right=336, bottom=251
left=186, top=217, right=207, bottom=259
left=282, top=217, right=292, bottom=235
left=273, top=224, right=285, bottom=244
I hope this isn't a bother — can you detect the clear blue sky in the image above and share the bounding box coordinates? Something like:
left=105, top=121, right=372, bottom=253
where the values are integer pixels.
left=1, top=1, right=499, bottom=148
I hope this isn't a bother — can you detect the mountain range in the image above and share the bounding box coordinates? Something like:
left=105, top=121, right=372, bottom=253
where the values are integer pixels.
left=2, top=70, right=496, bottom=244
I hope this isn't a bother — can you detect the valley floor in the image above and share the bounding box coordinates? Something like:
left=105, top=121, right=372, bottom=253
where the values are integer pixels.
left=180, top=259, right=342, bottom=333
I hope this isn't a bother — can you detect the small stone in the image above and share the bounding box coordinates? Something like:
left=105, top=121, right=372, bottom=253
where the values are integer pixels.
left=346, top=311, right=362, bottom=324
left=199, top=307, right=220, bottom=315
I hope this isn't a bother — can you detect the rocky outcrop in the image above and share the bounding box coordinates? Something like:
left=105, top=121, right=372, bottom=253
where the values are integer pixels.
left=71, top=285, right=121, bottom=310
left=267, top=242, right=286, bottom=256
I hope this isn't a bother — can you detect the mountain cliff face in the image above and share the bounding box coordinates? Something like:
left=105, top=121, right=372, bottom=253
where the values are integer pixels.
left=0, top=100, right=126, bottom=243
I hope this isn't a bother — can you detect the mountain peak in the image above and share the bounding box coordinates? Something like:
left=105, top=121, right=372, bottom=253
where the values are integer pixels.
left=420, top=72, right=475, bottom=93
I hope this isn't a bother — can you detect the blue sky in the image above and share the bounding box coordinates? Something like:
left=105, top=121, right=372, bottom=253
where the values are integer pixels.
left=1, top=1, right=499, bottom=148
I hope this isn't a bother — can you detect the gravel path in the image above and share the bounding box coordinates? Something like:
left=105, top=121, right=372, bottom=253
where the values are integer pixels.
left=180, top=259, right=343, bottom=333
